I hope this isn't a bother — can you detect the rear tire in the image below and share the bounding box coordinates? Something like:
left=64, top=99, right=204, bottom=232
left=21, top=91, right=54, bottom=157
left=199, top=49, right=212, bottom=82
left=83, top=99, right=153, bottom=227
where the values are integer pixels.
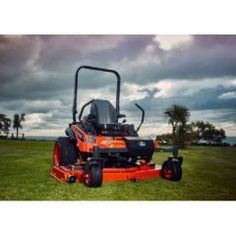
left=83, top=162, right=103, bottom=187
left=161, top=159, right=182, bottom=181
left=53, top=137, right=78, bottom=166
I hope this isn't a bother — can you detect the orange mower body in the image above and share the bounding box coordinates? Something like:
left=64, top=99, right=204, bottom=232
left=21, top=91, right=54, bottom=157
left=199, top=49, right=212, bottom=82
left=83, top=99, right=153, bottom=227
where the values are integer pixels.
left=51, top=66, right=183, bottom=187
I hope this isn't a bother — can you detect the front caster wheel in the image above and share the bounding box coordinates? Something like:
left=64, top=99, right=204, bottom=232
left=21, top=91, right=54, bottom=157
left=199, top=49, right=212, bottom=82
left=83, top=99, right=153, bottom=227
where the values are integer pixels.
left=83, top=162, right=103, bottom=187
left=161, top=159, right=182, bottom=181
left=68, top=175, right=76, bottom=183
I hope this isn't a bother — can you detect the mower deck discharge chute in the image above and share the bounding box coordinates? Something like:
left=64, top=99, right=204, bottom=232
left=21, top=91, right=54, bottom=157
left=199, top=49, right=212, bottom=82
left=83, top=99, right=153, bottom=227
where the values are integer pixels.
left=51, top=65, right=183, bottom=187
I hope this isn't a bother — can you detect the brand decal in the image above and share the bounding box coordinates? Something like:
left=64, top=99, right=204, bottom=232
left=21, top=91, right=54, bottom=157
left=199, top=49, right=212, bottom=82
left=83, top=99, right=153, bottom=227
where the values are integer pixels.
left=139, top=141, right=146, bottom=147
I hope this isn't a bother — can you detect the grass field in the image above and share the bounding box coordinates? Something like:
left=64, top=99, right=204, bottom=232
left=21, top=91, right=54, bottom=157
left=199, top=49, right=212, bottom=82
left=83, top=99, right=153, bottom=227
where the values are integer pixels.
left=0, top=139, right=235, bottom=200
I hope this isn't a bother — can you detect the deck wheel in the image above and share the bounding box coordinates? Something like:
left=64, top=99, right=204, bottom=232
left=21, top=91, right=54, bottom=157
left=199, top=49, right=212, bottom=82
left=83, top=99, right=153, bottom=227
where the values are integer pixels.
left=162, top=159, right=182, bottom=181
left=68, top=175, right=76, bottom=183
left=83, top=162, right=103, bottom=187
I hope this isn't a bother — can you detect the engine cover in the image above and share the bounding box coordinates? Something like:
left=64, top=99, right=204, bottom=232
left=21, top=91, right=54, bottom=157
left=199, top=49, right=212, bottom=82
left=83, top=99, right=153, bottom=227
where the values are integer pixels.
left=124, top=137, right=154, bottom=157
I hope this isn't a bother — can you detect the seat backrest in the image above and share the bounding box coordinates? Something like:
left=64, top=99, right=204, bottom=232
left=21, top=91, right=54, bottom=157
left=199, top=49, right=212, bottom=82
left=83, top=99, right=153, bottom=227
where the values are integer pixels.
left=90, top=99, right=117, bottom=124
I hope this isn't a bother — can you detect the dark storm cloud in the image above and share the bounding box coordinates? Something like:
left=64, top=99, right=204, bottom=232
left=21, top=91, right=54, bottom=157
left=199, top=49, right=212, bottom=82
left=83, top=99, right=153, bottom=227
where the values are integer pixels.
left=122, top=83, right=236, bottom=112
left=88, top=35, right=155, bottom=63
left=170, top=35, right=236, bottom=79
left=0, top=35, right=39, bottom=83
left=112, top=35, right=236, bottom=85
left=214, top=109, right=236, bottom=123
left=0, top=35, right=125, bottom=101
left=1, top=99, right=65, bottom=114
left=189, top=86, right=236, bottom=110
left=119, top=81, right=236, bottom=134
left=1, top=35, right=236, bottom=100
left=0, top=35, right=236, bottom=135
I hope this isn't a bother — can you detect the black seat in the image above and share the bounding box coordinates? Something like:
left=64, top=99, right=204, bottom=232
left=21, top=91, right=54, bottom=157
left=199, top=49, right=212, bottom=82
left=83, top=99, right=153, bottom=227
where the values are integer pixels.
left=81, top=99, right=136, bottom=136
left=90, top=99, right=117, bottom=125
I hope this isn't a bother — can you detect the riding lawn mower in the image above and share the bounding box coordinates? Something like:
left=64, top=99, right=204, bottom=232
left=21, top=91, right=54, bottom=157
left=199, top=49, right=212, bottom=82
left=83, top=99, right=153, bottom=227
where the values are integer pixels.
left=51, top=65, right=183, bottom=187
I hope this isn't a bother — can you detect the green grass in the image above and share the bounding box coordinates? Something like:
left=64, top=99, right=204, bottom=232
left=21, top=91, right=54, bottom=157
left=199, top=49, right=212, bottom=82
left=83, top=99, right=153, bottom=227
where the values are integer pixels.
left=0, top=139, right=236, bottom=200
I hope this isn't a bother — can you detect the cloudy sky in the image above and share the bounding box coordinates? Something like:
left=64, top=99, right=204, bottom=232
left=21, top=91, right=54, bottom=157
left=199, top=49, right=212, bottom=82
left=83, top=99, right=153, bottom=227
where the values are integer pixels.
left=0, top=35, right=236, bottom=137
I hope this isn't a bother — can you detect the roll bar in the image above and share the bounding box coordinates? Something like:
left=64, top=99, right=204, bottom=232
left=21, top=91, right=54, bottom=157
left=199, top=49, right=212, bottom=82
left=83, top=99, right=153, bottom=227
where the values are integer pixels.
left=72, top=65, right=121, bottom=123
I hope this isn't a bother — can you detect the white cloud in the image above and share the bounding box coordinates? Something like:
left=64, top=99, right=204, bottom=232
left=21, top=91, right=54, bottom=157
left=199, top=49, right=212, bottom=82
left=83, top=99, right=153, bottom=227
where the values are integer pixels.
left=218, top=91, right=236, bottom=100
left=122, top=82, right=149, bottom=101
left=217, top=122, right=236, bottom=136
left=154, top=78, right=236, bottom=99
left=24, top=113, right=52, bottom=127
left=116, top=78, right=236, bottom=101
left=139, top=123, right=170, bottom=138
left=153, top=35, right=193, bottom=50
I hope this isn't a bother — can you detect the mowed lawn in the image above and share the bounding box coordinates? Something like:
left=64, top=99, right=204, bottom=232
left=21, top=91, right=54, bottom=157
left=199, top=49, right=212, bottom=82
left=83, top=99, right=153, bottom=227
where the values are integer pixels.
left=0, top=139, right=235, bottom=200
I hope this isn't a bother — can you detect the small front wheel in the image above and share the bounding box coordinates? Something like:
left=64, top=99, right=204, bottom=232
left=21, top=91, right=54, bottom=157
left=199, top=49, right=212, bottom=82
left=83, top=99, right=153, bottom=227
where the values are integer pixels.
left=161, top=159, right=182, bottom=181
left=83, top=162, right=103, bottom=187
left=68, top=175, right=76, bottom=184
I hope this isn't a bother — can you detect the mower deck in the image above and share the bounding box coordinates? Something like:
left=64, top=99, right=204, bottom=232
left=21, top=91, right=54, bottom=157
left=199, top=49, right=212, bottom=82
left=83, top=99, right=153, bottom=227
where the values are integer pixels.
left=51, top=162, right=161, bottom=183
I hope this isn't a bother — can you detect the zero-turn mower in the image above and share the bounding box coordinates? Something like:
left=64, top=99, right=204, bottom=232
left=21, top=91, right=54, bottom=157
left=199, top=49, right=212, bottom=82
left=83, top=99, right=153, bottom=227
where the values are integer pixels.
left=51, top=65, right=183, bottom=187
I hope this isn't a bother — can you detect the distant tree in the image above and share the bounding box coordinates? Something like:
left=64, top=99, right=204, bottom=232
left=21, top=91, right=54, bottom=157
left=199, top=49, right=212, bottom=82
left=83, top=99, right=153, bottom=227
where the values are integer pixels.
left=156, top=133, right=173, bottom=144
left=0, top=114, right=11, bottom=138
left=202, top=127, right=226, bottom=144
left=176, top=122, right=194, bottom=147
left=164, top=104, right=190, bottom=148
left=13, top=113, right=25, bottom=139
left=192, top=121, right=226, bottom=144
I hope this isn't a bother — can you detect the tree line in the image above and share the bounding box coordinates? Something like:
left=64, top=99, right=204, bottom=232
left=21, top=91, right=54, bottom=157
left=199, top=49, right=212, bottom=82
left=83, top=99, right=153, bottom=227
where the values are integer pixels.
left=157, top=104, right=227, bottom=148
left=0, top=113, right=25, bottom=139
left=1, top=105, right=227, bottom=147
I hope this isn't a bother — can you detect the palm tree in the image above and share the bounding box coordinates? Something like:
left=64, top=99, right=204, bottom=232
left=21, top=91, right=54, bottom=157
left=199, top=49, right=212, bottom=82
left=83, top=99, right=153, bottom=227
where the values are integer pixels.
left=0, top=114, right=11, bottom=138
left=13, top=113, right=25, bottom=139
left=164, top=104, right=190, bottom=148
